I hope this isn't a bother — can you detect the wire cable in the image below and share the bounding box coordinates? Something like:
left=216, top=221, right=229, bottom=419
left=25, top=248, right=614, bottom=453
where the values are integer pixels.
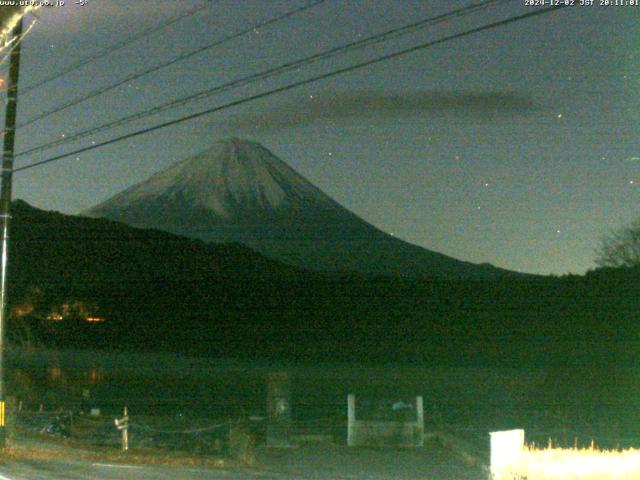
left=15, top=1, right=214, bottom=97
left=132, top=420, right=228, bottom=434
left=14, top=5, right=567, bottom=174
left=15, top=0, right=506, bottom=159
left=16, top=0, right=327, bottom=129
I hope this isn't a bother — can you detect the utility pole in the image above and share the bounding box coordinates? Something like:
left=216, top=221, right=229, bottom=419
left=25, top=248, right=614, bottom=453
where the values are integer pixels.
left=0, top=17, right=23, bottom=446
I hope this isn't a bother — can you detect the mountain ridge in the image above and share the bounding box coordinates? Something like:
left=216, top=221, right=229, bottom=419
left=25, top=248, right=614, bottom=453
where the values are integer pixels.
left=5, top=199, right=640, bottom=365
left=83, top=138, right=521, bottom=278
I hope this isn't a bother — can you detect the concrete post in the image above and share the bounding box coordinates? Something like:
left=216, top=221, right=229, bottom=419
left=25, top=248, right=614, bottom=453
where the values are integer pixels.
left=415, top=396, right=424, bottom=446
left=347, top=394, right=355, bottom=446
left=266, top=371, right=291, bottom=447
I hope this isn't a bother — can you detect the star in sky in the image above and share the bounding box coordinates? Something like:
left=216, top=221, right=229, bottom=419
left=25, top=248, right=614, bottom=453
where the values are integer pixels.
left=10, top=1, right=639, bottom=275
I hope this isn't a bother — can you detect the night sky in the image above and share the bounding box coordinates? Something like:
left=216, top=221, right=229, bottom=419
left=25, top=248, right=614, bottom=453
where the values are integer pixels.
left=3, top=0, right=639, bottom=275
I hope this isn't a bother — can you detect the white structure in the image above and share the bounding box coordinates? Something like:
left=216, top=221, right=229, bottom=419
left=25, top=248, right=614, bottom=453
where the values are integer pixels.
left=347, top=394, right=424, bottom=447
left=489, top=429, right=524, bottom=479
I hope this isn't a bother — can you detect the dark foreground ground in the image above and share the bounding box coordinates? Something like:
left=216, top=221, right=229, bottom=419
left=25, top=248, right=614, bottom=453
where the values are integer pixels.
left=0, top=440, right=488, bottom=480
left=5, top=348, right=637, bottom=479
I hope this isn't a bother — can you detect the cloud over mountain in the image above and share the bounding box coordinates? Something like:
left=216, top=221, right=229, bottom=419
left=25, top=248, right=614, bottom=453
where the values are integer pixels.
left=219, top=90, right=534, bottom=132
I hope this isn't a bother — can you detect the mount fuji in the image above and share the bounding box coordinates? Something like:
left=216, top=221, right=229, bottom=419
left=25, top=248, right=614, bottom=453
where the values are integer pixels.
left=83, top=138, right=512, bottom=278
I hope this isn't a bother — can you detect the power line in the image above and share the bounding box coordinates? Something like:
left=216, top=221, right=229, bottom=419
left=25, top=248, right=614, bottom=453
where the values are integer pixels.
left=17, top=0, right=327, bottom=129
left=14, top=5, right=567, bottom=174
left=16, top=0, right=505, bottom=158
left=16, top=1, right=213, bottom=96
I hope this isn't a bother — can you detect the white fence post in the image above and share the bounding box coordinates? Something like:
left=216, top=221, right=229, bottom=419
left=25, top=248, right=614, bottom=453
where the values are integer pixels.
left=122, top=406, right=129, bottom=452
left=114, top=406, right=129, bottom=452
left=490, top=429, right=524, bottom=479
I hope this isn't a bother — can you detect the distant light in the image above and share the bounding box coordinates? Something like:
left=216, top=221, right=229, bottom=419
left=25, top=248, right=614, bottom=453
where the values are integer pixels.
left=309, top=95, right=315, bottom=100
left=556, top=230, right=561, bottom=234
left=557, top=113, right=563, bottom=119
left=47, top=366, right=62, bottom=383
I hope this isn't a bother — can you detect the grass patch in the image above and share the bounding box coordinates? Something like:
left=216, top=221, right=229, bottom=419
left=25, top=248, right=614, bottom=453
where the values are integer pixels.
left=497, top=444, right=640, bottom=480
left=0, top=430, right=229, bottom=468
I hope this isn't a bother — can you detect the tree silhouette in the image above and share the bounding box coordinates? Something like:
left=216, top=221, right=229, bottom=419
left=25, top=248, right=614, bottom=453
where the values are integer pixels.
left=596, top=219, right=640, bottom=268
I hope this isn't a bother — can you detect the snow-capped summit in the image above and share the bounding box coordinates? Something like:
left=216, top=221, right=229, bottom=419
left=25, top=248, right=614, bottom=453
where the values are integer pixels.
left=83, top=138, right=512, bottom=278
left=91, top=138, right=336, bottom=219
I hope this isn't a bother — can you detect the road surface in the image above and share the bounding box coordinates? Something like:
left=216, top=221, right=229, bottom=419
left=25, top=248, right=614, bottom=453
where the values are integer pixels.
left=0, top=459, right=284, bottom=480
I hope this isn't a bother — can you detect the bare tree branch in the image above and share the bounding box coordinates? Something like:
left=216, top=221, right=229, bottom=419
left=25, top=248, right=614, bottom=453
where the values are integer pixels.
left=596, top=220, right=640, bottom=268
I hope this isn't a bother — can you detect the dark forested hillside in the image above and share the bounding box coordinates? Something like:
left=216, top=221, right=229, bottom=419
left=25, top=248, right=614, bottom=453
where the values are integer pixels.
left=7, top=200, right=640, bottom=366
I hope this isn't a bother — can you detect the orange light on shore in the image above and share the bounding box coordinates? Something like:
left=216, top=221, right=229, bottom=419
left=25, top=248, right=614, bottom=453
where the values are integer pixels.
left=86, top=316, right=105, bottom=323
